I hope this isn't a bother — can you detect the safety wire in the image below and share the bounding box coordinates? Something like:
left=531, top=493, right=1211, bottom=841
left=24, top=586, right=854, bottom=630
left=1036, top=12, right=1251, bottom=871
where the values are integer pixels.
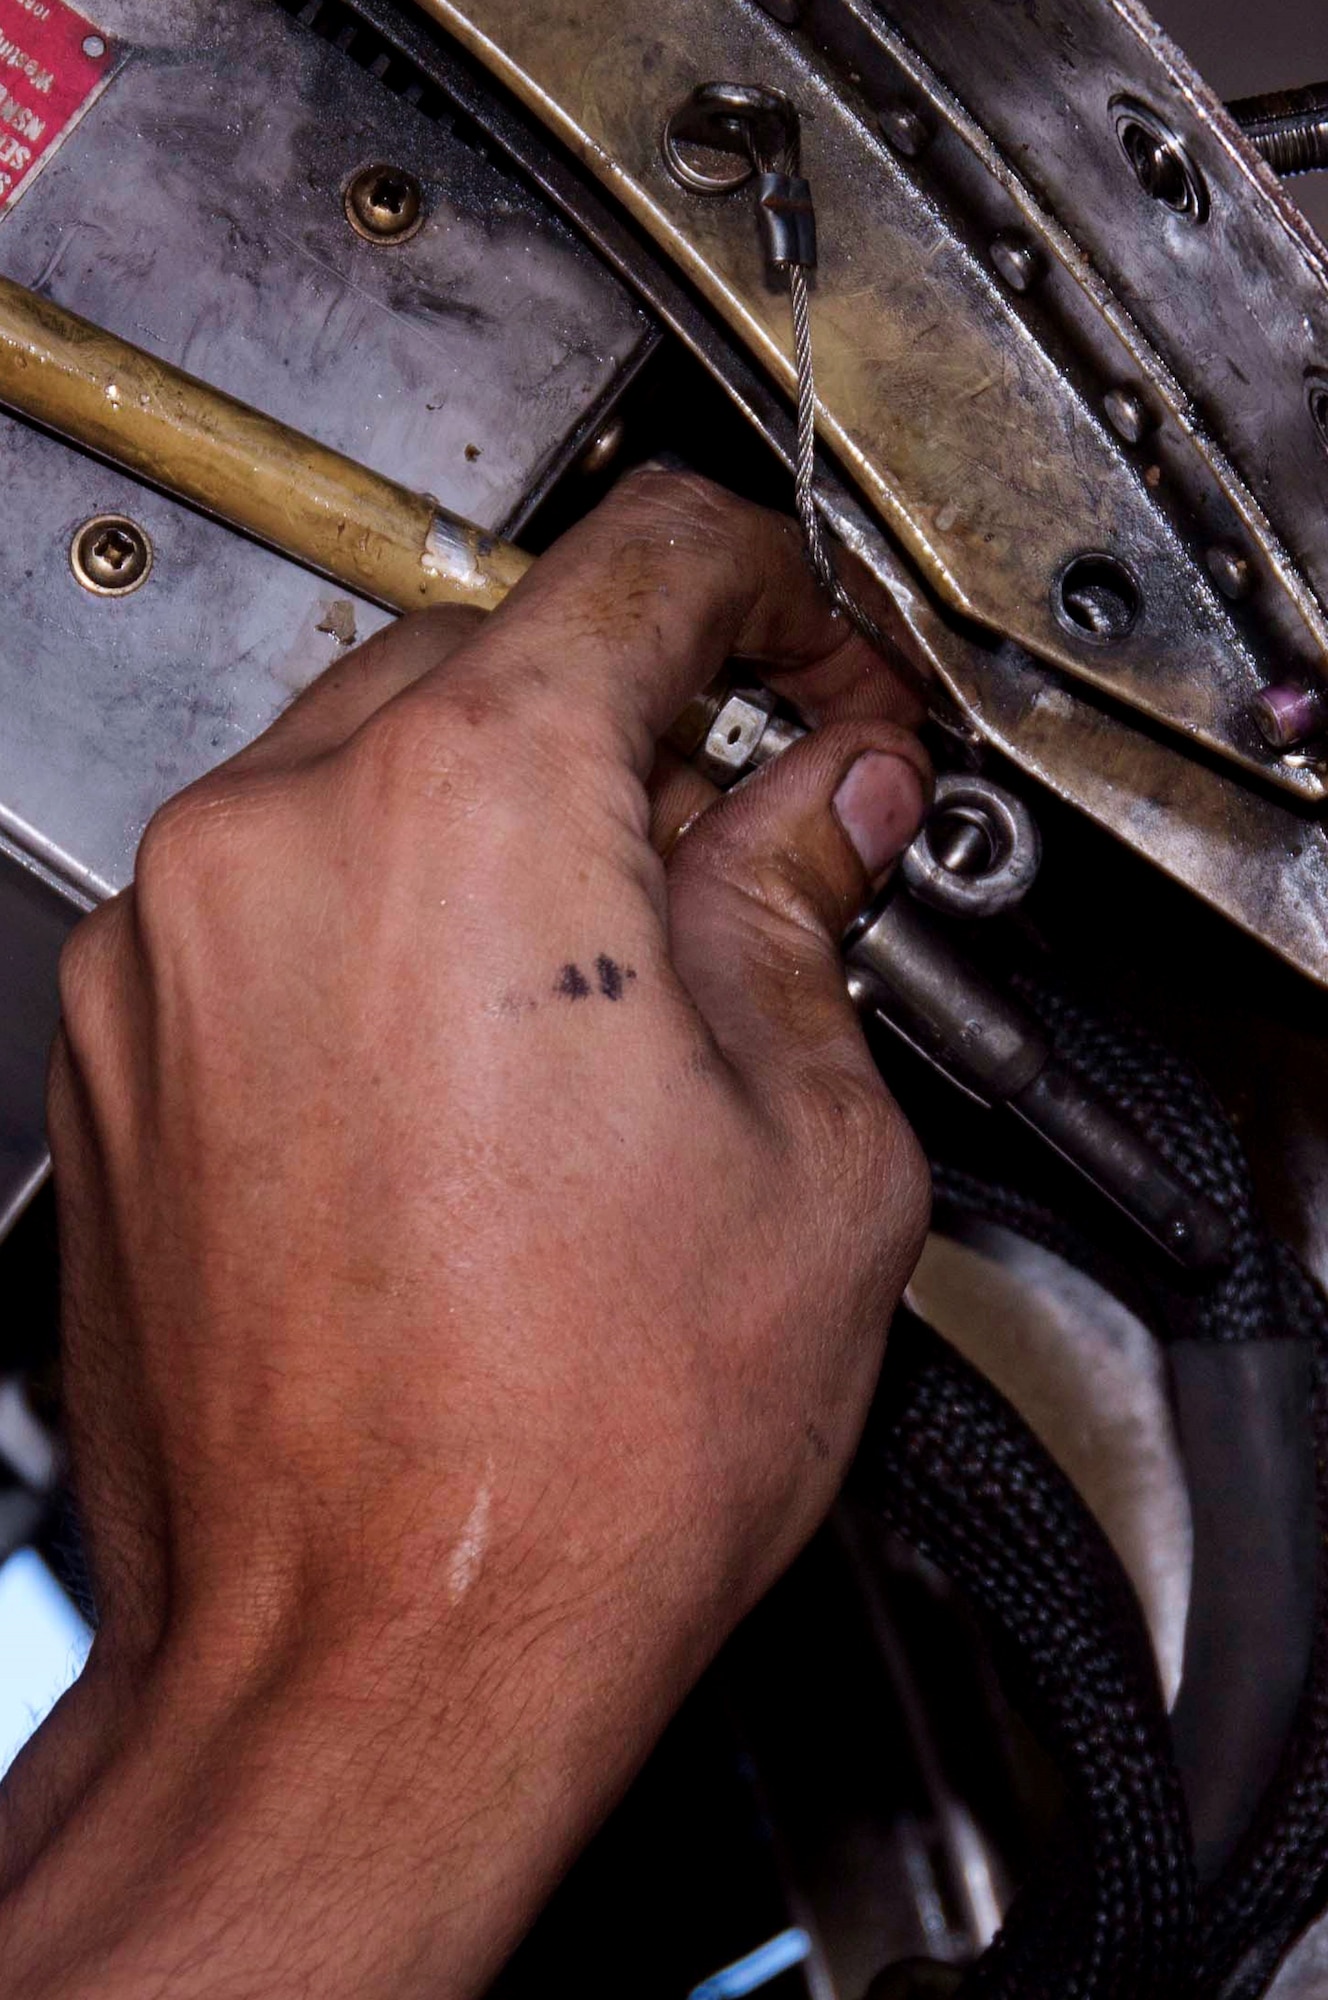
left=746, top=119, right=895, bottom=657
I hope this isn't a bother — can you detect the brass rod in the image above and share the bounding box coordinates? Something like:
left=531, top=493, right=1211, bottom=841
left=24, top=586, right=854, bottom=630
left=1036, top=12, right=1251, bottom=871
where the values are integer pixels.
left=0, top=273, right=531, bottom=614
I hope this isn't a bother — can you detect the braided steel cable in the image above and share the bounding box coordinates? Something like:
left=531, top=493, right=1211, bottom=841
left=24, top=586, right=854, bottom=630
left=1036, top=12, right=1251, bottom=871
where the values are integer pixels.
left=786, top=260, right=894, bottom=655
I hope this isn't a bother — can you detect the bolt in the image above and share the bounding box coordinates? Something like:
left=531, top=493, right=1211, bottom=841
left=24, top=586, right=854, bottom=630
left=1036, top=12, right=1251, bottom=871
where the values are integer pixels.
left=878, top=99, right=931, bottom=159
left=345, top=165, right=424, bottom=244
left=70, top=515, right=152, bottom=596
left=576, top=415, right=626, bottom=478
left=1228, top=81, right=1328, bottom=177
left=1103, top=386, right=1153, bottom=445
left=1253, top=682, right=1328, bottom=750
left=1206, top=542, right=1255, bottom=603
left=989, top=231, right=1043, bottom=294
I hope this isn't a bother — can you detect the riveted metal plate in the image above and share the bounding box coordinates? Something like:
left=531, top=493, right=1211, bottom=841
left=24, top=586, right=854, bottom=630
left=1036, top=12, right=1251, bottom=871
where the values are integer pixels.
left=871, top=0, right=1328, bottom=671
left=0, top=0, right=655, bottom=1231
left=412, top=0, right=1328, bottom=800
left=0, top=0, right=652, bottom=897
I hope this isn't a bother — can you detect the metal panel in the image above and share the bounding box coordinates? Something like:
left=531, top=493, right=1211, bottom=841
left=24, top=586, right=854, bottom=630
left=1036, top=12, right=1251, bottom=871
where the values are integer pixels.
left=0, top=0, right=655, bottom=1231
left=0, top=0, right=653, bottom=536
left=870, top=0, right=1328, bottom=635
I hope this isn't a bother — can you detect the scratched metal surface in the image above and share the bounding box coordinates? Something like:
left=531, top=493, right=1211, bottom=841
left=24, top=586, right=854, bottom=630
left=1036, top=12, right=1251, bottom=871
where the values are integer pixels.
left=0, top=0, right=653, bottom=1230
left=872, top=0, right=1328, bottom=638
left=0, top=0, right=652, bottom=535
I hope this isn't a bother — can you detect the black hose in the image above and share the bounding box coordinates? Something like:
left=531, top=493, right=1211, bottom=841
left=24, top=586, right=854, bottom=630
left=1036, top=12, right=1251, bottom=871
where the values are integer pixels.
left=863, top=971, right=1328, bottom=1998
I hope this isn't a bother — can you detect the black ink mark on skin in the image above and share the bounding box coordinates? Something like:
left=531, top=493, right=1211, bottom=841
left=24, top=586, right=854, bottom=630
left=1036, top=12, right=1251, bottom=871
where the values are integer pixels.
left=595, top=955, right=637, bottom=1002
left=555, top=959, right=638, bottom=1003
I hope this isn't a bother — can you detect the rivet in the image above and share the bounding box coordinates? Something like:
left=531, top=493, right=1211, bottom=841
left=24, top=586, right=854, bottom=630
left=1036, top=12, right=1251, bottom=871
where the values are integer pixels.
left=70, top=515, right=152, bottom=596
left=1103, top=386, right=1153, bottom=445
left=576, top=415, right=627, bottom=477
left=345, top=164, right=424, bottom=244
left=878, top=99, right=931, bottom=159
left=990, top=231, right=1043, bottom=294
left=1206, top=542, right=1255, bottom=602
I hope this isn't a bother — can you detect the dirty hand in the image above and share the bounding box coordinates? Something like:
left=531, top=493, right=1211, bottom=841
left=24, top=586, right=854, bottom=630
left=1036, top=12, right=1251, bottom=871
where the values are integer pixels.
left=1, top=471, right=930, bottom=1999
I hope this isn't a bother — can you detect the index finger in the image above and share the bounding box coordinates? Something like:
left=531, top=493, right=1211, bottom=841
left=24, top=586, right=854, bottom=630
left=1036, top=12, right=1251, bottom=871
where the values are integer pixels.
left=380, top=469, right=923, bottom=770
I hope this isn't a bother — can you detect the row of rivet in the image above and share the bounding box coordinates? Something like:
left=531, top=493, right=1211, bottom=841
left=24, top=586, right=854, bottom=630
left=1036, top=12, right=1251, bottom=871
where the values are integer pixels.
left=866, top=77, right=1328, bottom=751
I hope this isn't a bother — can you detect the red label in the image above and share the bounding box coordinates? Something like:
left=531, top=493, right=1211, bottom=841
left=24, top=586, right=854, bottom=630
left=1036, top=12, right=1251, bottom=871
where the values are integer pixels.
left=0, top=0, right=112, bottom=209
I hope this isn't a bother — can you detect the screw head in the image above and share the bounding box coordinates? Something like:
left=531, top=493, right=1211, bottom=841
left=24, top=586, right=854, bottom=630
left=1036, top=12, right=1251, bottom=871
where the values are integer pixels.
left=345, top=165, right=424, bottom=244
left=989, top=230, right=1043, bottom=294
left=576, top=415, right=627, bottom=478
left=70, top=515, right=152, bottom=596
left=1206, top=542, right=1255, bottom=602
left=878, top=99, right=931, bottom=158
left=1103, top=386, right=1153, bottom=445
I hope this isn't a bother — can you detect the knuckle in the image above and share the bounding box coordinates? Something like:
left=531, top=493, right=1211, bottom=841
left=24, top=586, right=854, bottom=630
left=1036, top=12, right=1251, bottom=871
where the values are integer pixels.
left=133, top=772, right=296, bottom=947
left=57, top=899, right=128, bottom=1046
left=393, top=603, right=487, bottom=656
left=604, top=466, right=774, bottom=574
left=134, top=783, right=226, bottom=886
left=345, top=697, right=479, bottom=809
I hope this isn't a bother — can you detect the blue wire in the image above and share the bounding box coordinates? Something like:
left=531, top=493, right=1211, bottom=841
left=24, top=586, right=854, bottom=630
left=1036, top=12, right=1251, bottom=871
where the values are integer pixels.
left=687, top=1926, right=813, bottom=2000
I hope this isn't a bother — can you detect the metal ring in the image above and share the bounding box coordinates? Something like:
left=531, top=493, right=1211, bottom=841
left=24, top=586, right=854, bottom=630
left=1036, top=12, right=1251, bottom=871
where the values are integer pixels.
left=661, top=82, right=796, bottom=193
left=1111, top=96, right=1210, bottom=224
left=901, top=773, right=1041, bottom=919
left=662, top=116, right=754, bottom=194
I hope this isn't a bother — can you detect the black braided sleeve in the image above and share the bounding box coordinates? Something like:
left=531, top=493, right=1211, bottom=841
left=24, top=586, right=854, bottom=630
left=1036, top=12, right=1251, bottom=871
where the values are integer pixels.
left=931, top=973, right=1328, bottom=1995
left=1193, top=1248, right=1328, bottom=1999
left=853, top=1313, right=1196, bottom=2000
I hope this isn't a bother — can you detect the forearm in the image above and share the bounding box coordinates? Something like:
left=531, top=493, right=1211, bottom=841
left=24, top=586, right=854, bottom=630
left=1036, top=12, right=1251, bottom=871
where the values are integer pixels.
left=0, top=1570, right=710, bottom=1999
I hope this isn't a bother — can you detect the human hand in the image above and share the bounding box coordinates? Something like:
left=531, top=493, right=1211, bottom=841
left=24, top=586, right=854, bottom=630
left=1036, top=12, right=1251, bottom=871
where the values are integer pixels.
left=3, top=471, right=930, bottom=1998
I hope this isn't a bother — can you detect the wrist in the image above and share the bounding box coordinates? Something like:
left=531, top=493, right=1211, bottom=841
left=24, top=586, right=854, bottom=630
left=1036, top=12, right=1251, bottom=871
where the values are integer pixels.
left=0, top=1529, right=720, bottom=2000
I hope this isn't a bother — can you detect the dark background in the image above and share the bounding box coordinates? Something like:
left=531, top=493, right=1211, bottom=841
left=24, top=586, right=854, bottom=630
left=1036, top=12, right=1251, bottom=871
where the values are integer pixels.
left=1151, top=0, right=1328, bottom=238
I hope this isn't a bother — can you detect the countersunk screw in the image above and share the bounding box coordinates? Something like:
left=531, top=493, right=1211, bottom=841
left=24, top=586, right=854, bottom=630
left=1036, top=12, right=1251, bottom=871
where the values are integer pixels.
left=989, top=231, right=1043, bottom=294
left=70, top=515, right=152, bottom=596
left=1104, top=386, right=1154, bottom=445
left=345, top=164, right=424, bottom=244
left=878, top=99, right=931, bottom=158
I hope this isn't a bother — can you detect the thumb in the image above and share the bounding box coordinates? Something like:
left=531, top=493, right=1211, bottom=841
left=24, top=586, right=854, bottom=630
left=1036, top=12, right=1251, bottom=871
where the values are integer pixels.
left=667, top=722, right=930, bottom=1101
